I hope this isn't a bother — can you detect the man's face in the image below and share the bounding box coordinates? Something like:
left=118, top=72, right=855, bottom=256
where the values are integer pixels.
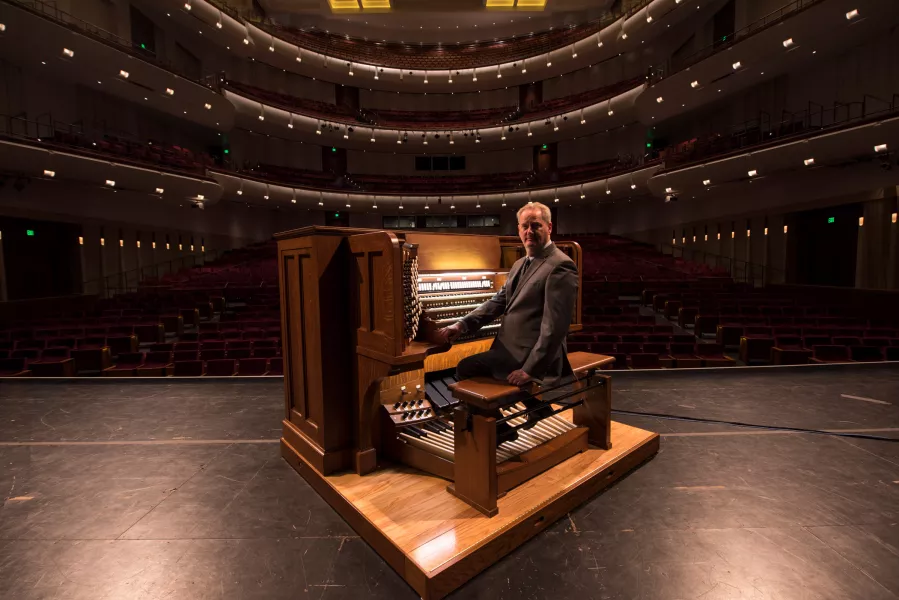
left=518, top=208, right=552, bottom=255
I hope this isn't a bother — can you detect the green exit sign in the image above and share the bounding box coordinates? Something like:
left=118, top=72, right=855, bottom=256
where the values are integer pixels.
left=828, top=217, right=835, bottom=224
left=26, top=229, right=35, bottom=236
left=334, top=212, right=340, bottom=218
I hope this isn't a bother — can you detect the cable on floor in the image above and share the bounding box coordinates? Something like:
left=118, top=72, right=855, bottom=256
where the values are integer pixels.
left=611, top=409, right=899, bottom=443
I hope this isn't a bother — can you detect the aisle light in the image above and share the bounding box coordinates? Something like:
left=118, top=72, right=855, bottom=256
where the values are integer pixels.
left=119, top=239, right=124, bottom=247
left=764, top=227, right=768, bottom=236
left=349, top=62, right=354, bottom=76
left=731, top=231, right=735, bottom=239
left=596, top=33, right=602, bottom=48
left=288, top=114, right=294, bottom=129
left=0, top=24, right=6, bottom=32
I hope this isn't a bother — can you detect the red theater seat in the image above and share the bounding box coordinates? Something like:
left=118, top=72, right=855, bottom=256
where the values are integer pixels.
left=850, top=345, right=884, bottom=362
left=630, top=353, right=662, bottom=369
left=810, top=346, right=852, bottom=364
left=0, top=358, right=31, bottom=377
left=103, top=353, right=145, bottom=377
left=268, top=357, right=283, bottom=375
left=205, top=359, right=237, bottom=376
left=237, top=358, right=269, bottom=376
left=137, top=351, right=173, bottom=376
left=173, top=360, right=204, bottom=377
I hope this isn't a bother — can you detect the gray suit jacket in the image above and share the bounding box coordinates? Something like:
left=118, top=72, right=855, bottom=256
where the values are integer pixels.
left=459, top=242, right=578, bottom=383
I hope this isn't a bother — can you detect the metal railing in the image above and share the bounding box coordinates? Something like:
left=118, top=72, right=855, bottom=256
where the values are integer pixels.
left=659, top=243, right=785, bottom=287
left=210, top=0, right=678, bottom=69
left=83, top=250, right=223, bottom=299
left=4, top=0, right=216, bottom=89
left=662, top=93, right=899, bottom=168
left=648, top=0, right=825, bottom=83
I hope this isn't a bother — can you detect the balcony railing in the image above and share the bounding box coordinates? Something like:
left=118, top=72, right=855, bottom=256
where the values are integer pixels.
left=647, top=0, right=825, bottom=83
left=660, top=243, right=785, bottom=287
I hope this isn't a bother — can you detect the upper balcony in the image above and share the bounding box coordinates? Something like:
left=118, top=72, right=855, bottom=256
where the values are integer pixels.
left=136, top=0, right=720, bottom=93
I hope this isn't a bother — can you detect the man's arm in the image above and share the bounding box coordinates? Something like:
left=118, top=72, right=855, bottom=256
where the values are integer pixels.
left=438, top=273, right=511, bottom=342
left=521, top=261, right=578, bottom=379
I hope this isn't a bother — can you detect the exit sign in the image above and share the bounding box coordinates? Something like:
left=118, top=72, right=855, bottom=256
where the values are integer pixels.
left=26, top=229, right=35, bottom=236
left=827, top=217, right=835, bottom=224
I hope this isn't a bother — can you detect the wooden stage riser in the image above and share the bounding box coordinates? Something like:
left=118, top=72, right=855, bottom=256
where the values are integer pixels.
left=281, top=421, right=659, bottom=600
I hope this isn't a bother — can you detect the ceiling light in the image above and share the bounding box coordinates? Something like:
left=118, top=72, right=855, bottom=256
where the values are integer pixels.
left=197, top=194, right=204, bottom=200
left=606, top=189, right=611, bottom=195
left=287, top=122, right=294, bottom=129
left=892, top=213, right=897, bottom=224
left=264, top=194, right=269, bottom=199
left=119, top=69, right=129, bottom=79
left=237, top=190, right=243, bottom=195
left=783, top=38, right=794, bottom=48
left=846, top=9, right=859, bottom=20
left=258, top=114, right=264, bottom=121
left=572, top=52, right=577, bottom=58
left=875, top=143, right=888, bottom=153
left=656, top=96, right=664, bottom=103
left=665, top=187, right=672, bottom=193
left=216, top=21, right=222, bottom=29
left=748, top=169, right=757, bottom=177
left=690, top=80, right=699, bottom=88
left=63, top=48, right=74, bottom=58
left=165, top=88, right=174, bottom=95
left=646, top=15, right=653, bottom=23
left=732, top=61, right=742, bottom=70
left=105, top=179, right=115, bottom=187
left=450, top=205, right=455, bottom=210
left=156, top=187, right=164, bottom=194
left=184, top=1, right=192, bottom=9
left=297, top=54, right=303, bottom=63
left=803, top=158, right=815, bottom=166
left=204, top=103, right=212, bottom=109
left=859, top=217, right=864, bottom=226
left=243, top=38, right=250, bottom=45
left=346, top=203, right=351, bottom=208
left=43, top=169, right=55, bottom=177
left=0, top=24, right=6, bottom=32
left=630, top=183, right=637, bottom=189
left=424, top=205, right=429, bottom=210
left=703, top=179, right=711, bottom=186
left=608, top=109, right=614, bottom=116
left=621, top=33, right=628, bottom=40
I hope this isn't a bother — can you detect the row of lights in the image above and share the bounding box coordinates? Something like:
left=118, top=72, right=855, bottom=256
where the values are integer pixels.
left=665, top=144, right=889, bottom=191
left=41, top=169, right=214, bottom=201
left=76, top=235, right=204, bottom=252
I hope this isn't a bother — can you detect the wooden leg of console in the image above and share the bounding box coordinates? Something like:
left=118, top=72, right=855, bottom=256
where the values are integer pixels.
left=447, top=407, right=498, bottom=517
left=573, top=374, right=612, bottom=449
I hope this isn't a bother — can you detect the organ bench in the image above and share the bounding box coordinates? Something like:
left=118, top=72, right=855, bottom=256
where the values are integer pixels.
left=276, top=226, right=659, bottom=599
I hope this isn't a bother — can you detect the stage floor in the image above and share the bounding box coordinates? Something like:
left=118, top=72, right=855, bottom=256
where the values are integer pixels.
left=1, top=365, right=898, bottom=599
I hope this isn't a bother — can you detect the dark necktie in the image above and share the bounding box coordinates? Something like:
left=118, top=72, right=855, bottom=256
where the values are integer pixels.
left=510, top=258, right=531, bottom=296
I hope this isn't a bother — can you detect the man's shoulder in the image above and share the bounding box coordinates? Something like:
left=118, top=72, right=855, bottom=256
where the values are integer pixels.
left=548, top=245, right=577, bottom=269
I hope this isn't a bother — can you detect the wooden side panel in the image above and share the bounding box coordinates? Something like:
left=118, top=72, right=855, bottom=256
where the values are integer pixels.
left=404, top=233, right=500, bottom=272
left=349, top=231, right=404, bottom=357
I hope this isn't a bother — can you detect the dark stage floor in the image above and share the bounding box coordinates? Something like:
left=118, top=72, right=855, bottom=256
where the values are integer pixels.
left=1, top=366, right=898, bottom=599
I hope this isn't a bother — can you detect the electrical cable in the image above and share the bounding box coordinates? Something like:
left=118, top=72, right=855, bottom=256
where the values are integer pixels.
left=612, top=408, right=899, bottom=443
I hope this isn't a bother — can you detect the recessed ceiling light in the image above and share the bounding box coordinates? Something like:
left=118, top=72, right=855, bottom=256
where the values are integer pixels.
left=156, top=187, right=165, bottom=194
left=875, top=143, right=888, bottom=153
left=264, top=194, right=269, bottom=199
left=243, top=38, right=250, bottom=45
left=165, top=88, right=174, bottom=95
left=656, top=96, right=664, bottom=103
left=216, top=21, right=222, bottom=29
left=119, top=69, right=129, bottom=78
left=105, top=179, right=116, bottom=187
left=43, top=169, right=55, bottom=177
left=703, top=179, right=711, bottom=185
left=237, top=190, right=243, bottom=195
left=748, top=169, right=758, bottom=177
left=803, top=158, right=815, bottom=166
left=783, top=38, right=794, bottom=48
left=846, top=9, right=859, bottom=20
left=184, top=1, right=192, bottom=10
left=197, top=194, right=205, bottom=200
left=204, top=103, right=212, bottom=109
left=665, top=187, right=672, bottom=193
left=63, top=48, right=74, bottom=58
left=608, top=109, right=614, bottom=116
left=732, top=61, right=742, bottom=70
left=646, top=15, right=653, bottom=23
left=0, top=23, right=6, bottom=32
left=690, top=80, right=699, bottom=88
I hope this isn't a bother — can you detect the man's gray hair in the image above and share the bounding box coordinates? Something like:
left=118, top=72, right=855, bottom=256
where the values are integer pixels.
left=517, top=201, right=552, bottom=224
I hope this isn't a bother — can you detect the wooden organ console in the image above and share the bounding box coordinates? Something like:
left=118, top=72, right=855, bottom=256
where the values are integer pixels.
left=276, top=226, right=659, bottom=599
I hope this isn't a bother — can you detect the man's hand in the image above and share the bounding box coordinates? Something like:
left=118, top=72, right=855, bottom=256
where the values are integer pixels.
left=436, top=322, right=464, bottom=345
left=507, top=369, right=532, bottom=386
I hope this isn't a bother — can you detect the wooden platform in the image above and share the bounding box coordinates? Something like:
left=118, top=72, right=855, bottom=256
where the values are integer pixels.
left=281, top=420, right=659, bottom=599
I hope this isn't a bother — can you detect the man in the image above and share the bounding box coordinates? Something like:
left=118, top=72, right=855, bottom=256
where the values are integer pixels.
left=437, top=202, right=578, bottom=439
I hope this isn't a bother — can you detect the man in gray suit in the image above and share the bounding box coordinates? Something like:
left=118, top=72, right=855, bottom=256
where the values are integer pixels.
left=438, top=202, right=578, bottom=439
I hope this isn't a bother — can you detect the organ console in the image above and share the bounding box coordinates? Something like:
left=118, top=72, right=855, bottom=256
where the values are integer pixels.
left=276, top=225, right=658, bottom=599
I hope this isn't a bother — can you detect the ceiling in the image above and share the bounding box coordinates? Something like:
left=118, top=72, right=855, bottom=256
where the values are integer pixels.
left=242, top=0, right=616, bottom=43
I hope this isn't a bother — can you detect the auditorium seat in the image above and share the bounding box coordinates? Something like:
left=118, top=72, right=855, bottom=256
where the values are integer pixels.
left=174, top=342, right=199, bottom=352
left=694, top=344, right=735, bottom=367
left=862, top=337, right=893, bottom=348
left=739, top=336, right=775, bottom=364
left=716, top=325, right=744, bottom=348
left=173, top=360, right=204, bottom=376
left=136, top=351, right=174, bottom=376
left=678, top=307, right=699, bottom=328
left=205, top=359, right=237, bottom=376
left=150, top=343, right=175, bottom=352
left=771, top=347, right=812, bottom=365
left=107, top=335, right=138, bottom=356
left=630, top=353, right=662, bottom=369
left=103, top=353, right=145, bottom=376
left=0, top=358, right=31, bottom=377
left=850, top=345, right=884, bottom=362
left=669, top=343, right=702, bottom=368
left=227, top=348, right=252, bottom=360
left=803, top=335, right=831, bottom=349
left=810, top=345, right=852, bottom=364
left=226, top=340, right=252, bottom=350
left=832, top=336, right=863, bottom=347
left=253, top=347, right=278, bottom=359
left=237, top=358, right=268, bottom=376
left=71, top=348, right=112, bottom=374
left=12, top=348, right=41, bottom=361
left=886, top=347, right=899, bottom=361
left=30, top=348, right=76, bottom=377
left=268, top=357, right=283, bottom=375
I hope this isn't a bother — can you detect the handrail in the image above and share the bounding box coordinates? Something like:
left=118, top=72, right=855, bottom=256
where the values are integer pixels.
left=83, top=250, right=224, bottom=299
left=206, top=0, right=669, bottom=70
left=648, top=0, right=825, bottom=83
left=660, top=93, right=899, bottom=169
left=3, top=0, right=216, bottom=89
left=659, top=243, right=785, bottom=287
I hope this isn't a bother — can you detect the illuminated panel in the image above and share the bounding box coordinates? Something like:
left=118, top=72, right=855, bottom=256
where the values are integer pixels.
left=361, top=0, right=390, bottom=7
left=328, top=0, right=360, bottom=11
left=516, top=0, right=548, bottom=7
left=486, top=0, right=516, bottom=6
